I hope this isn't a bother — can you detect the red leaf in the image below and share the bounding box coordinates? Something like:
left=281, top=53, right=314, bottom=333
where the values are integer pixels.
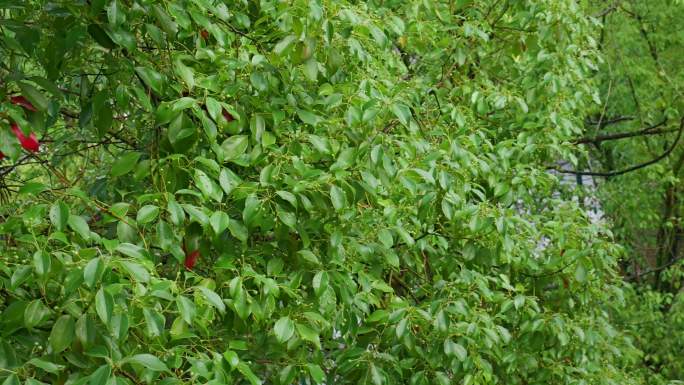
left=10, top=95, right=37, bottom=112
left=0, top=152, right=4, bottom=160
left=11, top=123, right=40, bottom=152
left=184, top=250, right=200, bottom=270
left=222, top=108, right=234, bottom=122
left=200, top=30, right=209, bottom=40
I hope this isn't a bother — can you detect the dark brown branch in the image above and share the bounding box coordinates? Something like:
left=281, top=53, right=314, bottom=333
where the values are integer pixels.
left=0, top=155, right=32, bottom=177
left=555, top=116, right=684, bottom=177
left=584, top=115, right=634, bottom=127
left=625, top=256, right=683, bottom=281
left=593, top=0, right=621, bottom=18
left=574, top=119, right=669, bottom=144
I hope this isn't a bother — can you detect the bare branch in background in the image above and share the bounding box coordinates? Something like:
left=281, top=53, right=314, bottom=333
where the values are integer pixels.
left=593, top=0, right=621, bottom=18
left=555, top=116, right=684, bottom=177
left=575, top=118, right=668, bottom=144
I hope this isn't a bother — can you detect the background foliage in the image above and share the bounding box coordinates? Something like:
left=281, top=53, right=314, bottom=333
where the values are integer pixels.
left=0, top=1, right=682, bottom=385
left=578, top=1, right=684, bottom=383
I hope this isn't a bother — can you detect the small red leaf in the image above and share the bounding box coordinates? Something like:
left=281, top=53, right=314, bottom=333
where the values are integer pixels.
left=222, top=108, right=234, bottom=122
left=200, top=30, right=209, bottom=40
left=184, top=250, right=200, bottom=270
left=10, top=95, right=37, bottom=112
left=0, top=152, right=4, bottom=160
left=11, top=123, right=40, bottom=152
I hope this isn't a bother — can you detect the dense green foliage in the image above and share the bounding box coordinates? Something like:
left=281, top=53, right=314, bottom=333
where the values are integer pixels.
left=0, top=1, right=682, bottom=385
left=578, top=1, right=684, bottom=383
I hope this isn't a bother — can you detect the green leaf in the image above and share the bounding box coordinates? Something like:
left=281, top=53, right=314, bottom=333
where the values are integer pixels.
left=167, top=200, right=185, bottom=226
left=88, top=24, right=116, bottom=49
left=444, top=339, right=467, bottom=361
left=49, top=201, right=69, bottom=231
left=18, top=81, right=49, bottom=111
left=84, top=257, right=105, bottom=287
left=242, top=194, right=260, bottom=226
left=24, top=300, right=50, bottom=329
left=135, top=67, right=165, bottom=94
left=395, top=226, right=414, bottom=246
left=370, top=364, right=383, bottom=385
left=174, top=59, right=194, bottom=90
left=205, top=97, right=222, bottom=122
left=296, top=323, right=320, bottom=349
left=307, top=364, right=325, bottom=384
left=136, top=205, right=159, bottom=224
left=312, top=271, right=328, bottom=296
left=274, top=35, right=296, bottom=55
left=227, top=218, right=248, bottom=242
left=196, top=286, right=226, bottom=314
left=152, top=4, right=178, bottom=37
left=330, top=185, right=346, bottom=211
left=368, top=25, right=387, bottom=46
left=303, top=58, right=318, bottom=81
left=107, top=0, right=120, bottom=25
left=396, top=318, right=408, bottom=338
left=95, top=288, right=113, bottom=325
left=11, top=265, right=32, bottom=290
left=236, top=362, right=262, bottom=385
left=18, top=182, right=48, bottom=195
left=273, top=316, right=295, bottom=343
left=276, top=206, right=297, bottom=228
left=107, top=28, right=136, bottom=51
left=435, top=371, right=450, bottom=385
left=49, top=315, right=75, bottom=353
left=68, top=215, right=91, bottom=240
left=308, top=134, right=330, bottom=154
left=366, top=310, right=389, bottom=323
left=122, top=354, right=170, bottom=372
left=221, top=135, right=249, bottom=160
left=210, top=211, right=230, bottom=235
left=119, top=260, right=150, bottom=282
left=111, top=152, right=141, bottom=177
left=378, top=229, right=394, bottom=248
left=250, top=72, right=268, bottom=92
left=575, top=263, right=587, bottom=283
left=276, top=191, right=297, bottom=207
left=219, top=168, right=239, bottom=196
left=391, top=103, right=411, bottom=126
left=24, top=379, right=49, bottom=385
left=177, top=295, right=196, bottom=324
left=116, top=243, right=146, bottom=259
left=89, top=364, right=111, bottom=385
left=183, top=204, right=209, bottom=225
left=33, top=250, right=51, bottom=276
left=279, top=365, right=296, bottom=385
left=143, top=308, right=165, bottom=337
left=223, top=350, right=239, bottom=368
left=194, top=169, right=222, bottom=202
left=156, top=220, right=174, bottom=250
left=27, top=358, right=63, bottom=374
left=76, top=315, right=96, bottom=348
left=229, top=340, right=248, bottom=350
left=297, top=249, right=320, bottom=265
left=1, top=374, right=19, bottom=385
left=297, top=109, right=321, bottom=126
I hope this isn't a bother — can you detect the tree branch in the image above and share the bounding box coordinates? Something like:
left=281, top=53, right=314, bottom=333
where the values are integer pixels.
left=555, top=116, right=684, bottom=177
left=593, top=0, right=621, bottom=18
left=584, top=115, right=634, bottom=127
left=625, top=256, right=683, bottom=281
left=574, top=118, right=669, bottom=144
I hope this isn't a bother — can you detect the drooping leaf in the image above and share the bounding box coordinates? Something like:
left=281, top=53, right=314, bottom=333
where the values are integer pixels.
left=273, top=316, right=295, bottom=343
